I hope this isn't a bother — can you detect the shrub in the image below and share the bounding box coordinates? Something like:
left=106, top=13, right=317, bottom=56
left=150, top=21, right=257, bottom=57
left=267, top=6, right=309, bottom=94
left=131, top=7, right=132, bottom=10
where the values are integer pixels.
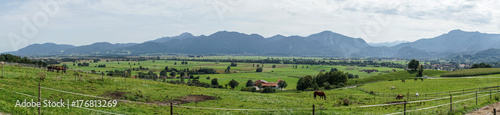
left=342, top=98, right=350, bottom=106
left=262, top=87, right=275, bottom=93
left=337, top=83, right=346, bottom=88
left=312, top=83, right=319, bottom=90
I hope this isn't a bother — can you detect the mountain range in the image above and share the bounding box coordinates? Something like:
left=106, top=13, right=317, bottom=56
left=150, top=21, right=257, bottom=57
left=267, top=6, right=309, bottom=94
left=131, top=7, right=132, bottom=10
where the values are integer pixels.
left=6, top=29, right=500, bottom=59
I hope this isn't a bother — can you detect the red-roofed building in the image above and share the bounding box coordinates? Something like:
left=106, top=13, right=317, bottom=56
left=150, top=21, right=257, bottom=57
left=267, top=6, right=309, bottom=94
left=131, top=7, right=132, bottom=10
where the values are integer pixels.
left=255, top=79, right=283, bottom=88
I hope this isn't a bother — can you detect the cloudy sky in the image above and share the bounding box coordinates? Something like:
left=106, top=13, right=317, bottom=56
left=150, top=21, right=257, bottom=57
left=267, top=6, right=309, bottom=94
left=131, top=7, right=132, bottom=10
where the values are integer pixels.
left=1, top=0, right=500, bottom=53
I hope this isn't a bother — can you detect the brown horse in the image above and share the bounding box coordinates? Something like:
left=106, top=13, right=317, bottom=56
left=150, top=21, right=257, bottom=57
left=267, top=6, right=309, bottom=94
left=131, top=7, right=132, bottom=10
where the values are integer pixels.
left=47, top=66, right=66, bottom=73
left=401, top=80, right=405, bottom=82
left=396, top=95, right=404, bottom=100
left=314, top=91, right=326, bottom=100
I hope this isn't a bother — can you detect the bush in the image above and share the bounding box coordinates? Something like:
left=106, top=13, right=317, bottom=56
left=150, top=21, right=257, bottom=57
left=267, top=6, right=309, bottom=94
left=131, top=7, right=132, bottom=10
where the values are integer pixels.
left=324, top=84, right=332, bottom=90
left=337, top=83, right=346, bottom=88
left=241, top=87, right=259, bottom=92
left=342, top=98, right=350, bottom=106
left=312, top=83, right=319, bottom=90
left=262, top=87, right=275, bottom=93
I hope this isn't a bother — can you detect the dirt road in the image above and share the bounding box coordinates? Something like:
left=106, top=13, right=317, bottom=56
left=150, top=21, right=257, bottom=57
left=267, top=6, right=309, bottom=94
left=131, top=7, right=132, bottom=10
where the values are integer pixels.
left=466, top=101, right=500, bottom=115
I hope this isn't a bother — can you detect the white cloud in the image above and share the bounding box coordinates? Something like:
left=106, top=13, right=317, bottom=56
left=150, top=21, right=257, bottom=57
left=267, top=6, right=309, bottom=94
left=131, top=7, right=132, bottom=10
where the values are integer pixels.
left=1, top=0, right=500, bottom=53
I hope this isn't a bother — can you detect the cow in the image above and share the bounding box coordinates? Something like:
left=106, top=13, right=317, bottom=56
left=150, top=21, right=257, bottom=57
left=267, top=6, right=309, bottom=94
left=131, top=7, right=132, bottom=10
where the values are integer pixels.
left=391, top=86, right=395, bottom=90
left=396, top=95, right=404, bottom=100
left=47, top=66, right=66, bottom=73
left=314, top=91, right=326, bottom=100
left=401, top=80, right=405, bottom=82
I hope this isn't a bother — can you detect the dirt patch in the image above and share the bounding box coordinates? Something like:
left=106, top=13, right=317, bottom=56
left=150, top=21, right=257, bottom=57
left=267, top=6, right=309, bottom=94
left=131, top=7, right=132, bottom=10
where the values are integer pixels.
left=104, top=90, right=130, bottom=99
left=466, top=101, right=500, bottom=115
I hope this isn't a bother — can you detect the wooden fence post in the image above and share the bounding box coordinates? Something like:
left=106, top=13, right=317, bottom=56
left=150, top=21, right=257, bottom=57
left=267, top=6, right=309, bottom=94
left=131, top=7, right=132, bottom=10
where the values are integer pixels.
left=494, top=109, right=496, bottom=115
left=450, top=95, right=452, bottom=113
left=407, top=90, right=409, bottom=101
left=38, top=82, right=41, bottom=115
left=170, top=102, right=173, bottom=115
left=313, top=104, right=315, bottom=115
left=404, top=101, right=407, bottom=115
left=490, top=90, right=492, bottom=100
left=476, top=91, right=478, bottom=105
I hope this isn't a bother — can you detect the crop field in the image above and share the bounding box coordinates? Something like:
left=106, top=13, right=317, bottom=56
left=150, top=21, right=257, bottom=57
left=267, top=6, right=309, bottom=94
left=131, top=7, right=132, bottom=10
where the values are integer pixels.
left=1, top=62, right=500, bottom=114
left=440, top=68, right=500, bottom=77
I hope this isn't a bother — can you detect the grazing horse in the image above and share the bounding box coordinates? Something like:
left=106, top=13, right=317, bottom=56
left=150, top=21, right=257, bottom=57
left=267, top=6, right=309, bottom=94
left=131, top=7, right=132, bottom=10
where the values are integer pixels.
left=47, top=66, right=66, bottom=73
left=420, top=78, right=424, bottom=81
left=314, top=91, right=326, bottom=100
left=401, top=80, right=405, bottom=82
left=414, top=78, right=417, bottom=81
left=396, top=95, right=404, bottom=100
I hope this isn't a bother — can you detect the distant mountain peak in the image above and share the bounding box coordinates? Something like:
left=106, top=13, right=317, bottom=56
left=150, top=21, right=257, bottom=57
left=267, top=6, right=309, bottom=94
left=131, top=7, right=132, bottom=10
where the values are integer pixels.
left=178, top=32, right=194, bottom=37
left=447, top=29, right=479, bottom=34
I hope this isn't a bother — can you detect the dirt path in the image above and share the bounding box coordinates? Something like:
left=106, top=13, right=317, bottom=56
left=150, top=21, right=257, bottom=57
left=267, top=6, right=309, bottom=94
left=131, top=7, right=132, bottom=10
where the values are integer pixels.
left=466, top=101, right=500, bottom=115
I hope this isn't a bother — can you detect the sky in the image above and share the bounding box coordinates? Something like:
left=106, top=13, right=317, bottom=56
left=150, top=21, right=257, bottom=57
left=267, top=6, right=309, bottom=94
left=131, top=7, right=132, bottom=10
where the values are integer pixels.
left=1, top=0, right=500, bottom=53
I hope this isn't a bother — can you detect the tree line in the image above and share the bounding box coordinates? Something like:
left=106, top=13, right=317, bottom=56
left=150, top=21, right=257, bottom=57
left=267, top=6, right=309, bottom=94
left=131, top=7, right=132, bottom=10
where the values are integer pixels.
left=166, top=58, right=405, bottom=68
left=0, top=54, right=47, bottom=67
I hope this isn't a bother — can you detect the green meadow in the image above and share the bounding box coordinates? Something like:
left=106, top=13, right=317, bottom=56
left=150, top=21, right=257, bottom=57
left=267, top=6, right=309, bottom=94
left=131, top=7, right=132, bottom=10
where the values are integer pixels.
left=0, top=59, right=498, bottom=114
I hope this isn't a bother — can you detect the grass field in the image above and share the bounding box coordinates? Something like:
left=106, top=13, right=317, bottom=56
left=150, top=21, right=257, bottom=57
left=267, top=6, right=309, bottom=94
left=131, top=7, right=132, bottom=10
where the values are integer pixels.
left=440, top=68, right=500, bottom=77
left=347, top=70, right=449, bottom=85
left=60, top=60, right=404, bottom=90
left=1, top=63, right=500, bottom=114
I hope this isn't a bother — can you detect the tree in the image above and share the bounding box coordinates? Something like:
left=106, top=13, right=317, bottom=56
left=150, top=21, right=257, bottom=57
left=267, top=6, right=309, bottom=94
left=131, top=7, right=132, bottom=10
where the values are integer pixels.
left=169, top=71, right=176, bottom=77
left=296, top=75, right=313, bottom=91
left=278, top=80, right=287, bottom=90
left=417, top=64, right=424, bottom=77
left=312, top=83, right=319, bottom=90
left=272, top=65, right=276, bottom=68
left=228, top=79, right=239, bottom=89
left=174, top=62, right=177, bottom=65
left=324, top=82, right=332, bottom=90
left=246, top=80, right=254, bottom=87
left=348, top=74, right=354, bottom=79
left=315, top=71, right=348, bottom=87
left=256, top=67, right=263, bottom=72
left=211, top=78, right=219, bottom=86
left=160, top=70, right=167, bottom=77
left=408, top=59, right=419, bottom=71
left=225, top=66, right=231, bottom=73
left=331, top=68, right=338, bottom=72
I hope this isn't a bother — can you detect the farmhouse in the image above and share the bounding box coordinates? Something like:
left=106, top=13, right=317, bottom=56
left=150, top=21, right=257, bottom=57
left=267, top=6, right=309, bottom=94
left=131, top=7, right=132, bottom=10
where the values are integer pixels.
left=255, top=79, right=283, bottom=88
